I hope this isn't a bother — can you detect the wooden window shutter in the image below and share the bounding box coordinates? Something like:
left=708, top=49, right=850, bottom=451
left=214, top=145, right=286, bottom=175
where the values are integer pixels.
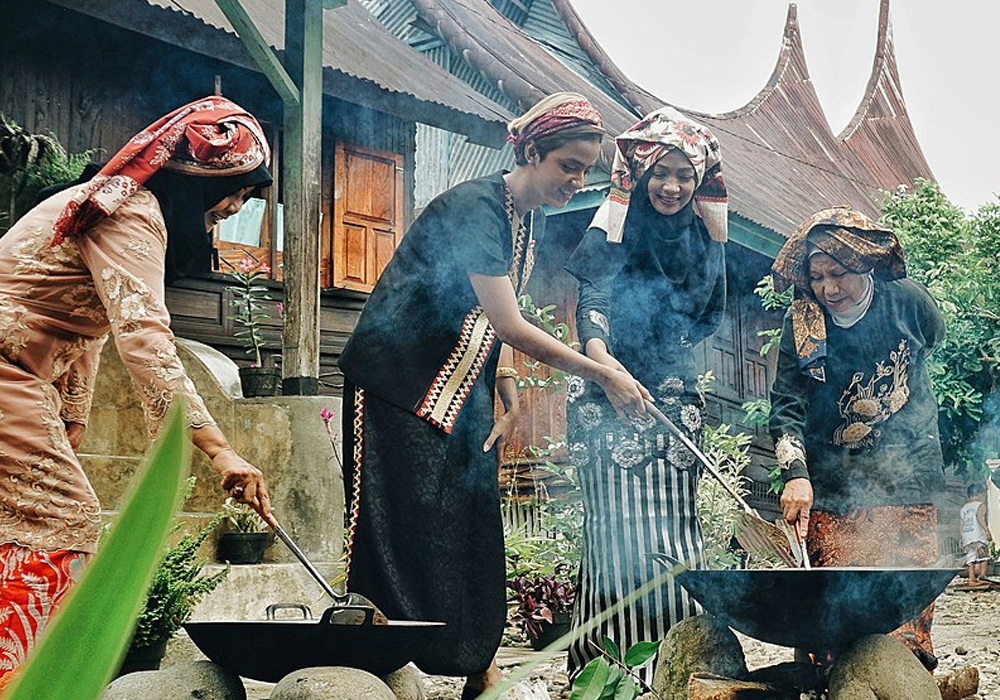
left=332, top=141, right=404, bottom=292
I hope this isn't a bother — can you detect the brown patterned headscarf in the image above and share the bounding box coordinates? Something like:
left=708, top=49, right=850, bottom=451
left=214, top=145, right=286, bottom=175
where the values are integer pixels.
left=771, top=206, right=906, bottom=381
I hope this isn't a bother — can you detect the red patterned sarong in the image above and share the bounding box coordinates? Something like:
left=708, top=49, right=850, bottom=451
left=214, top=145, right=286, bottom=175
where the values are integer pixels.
left=808, top=505, right=938, bottom=659
left=0, top=544, right=88, bottom=694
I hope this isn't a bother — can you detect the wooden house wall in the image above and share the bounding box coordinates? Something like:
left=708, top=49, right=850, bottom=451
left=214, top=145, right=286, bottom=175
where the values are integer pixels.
left=0, top=0, right=416, bottom=394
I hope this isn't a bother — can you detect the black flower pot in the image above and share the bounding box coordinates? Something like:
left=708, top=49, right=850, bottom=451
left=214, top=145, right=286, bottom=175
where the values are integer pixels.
left=529, top=612, right=571, bottom=651
left=239, top=366, right=281, bottom=398
left=117, top=640, right=168, bottom=677
left=217, top=531, right=270, bottom=564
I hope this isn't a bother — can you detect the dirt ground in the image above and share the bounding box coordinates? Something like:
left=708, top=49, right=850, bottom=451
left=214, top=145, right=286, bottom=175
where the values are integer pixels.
left=415, top=580, right=999, bottom=700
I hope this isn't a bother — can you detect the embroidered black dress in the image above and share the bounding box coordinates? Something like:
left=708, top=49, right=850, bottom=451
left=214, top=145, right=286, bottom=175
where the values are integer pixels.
left=564, top=202, right=725, bottom=683
left=338, top=171, right=540, bottom=676
left=769, top=277, right=946, bottom=512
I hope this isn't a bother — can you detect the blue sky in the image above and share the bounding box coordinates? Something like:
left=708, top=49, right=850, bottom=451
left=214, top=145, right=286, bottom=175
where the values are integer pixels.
left=570, top=0, right=1000, bottom=213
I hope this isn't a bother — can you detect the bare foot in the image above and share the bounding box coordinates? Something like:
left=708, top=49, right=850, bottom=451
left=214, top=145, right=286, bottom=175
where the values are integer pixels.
left=463, top=659, right=502, bottom=699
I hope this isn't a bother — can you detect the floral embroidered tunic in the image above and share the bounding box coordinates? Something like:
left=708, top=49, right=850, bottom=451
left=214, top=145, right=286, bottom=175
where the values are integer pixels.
left=0, top=185, right=215, bottom=554
left=769, top=278, right=946, bottom=512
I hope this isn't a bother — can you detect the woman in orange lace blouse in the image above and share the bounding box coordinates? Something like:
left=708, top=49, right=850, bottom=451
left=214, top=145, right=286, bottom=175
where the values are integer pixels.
left=0, top=96, right=276, bottom=688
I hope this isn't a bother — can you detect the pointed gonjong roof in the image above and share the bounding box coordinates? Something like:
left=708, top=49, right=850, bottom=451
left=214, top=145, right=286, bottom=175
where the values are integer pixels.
left=838, top=0, right=935, bottom=190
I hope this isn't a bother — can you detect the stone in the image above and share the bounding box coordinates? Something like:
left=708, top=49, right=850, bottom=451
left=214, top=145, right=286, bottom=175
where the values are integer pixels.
left=271, top=667, right=395, bottom=700
left=827, top=635, right=942, bottom=700
left=381, top=664, right=425, bottom=700
left=650, top=614, right=748, bottom=700
left=102, top=660, right=246, bottom=700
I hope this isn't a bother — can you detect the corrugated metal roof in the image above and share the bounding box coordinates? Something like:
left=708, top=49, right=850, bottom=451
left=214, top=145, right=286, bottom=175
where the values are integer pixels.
left=407, top=0, right=640, bottom=144
left=53, top=0, right=515, bottom=145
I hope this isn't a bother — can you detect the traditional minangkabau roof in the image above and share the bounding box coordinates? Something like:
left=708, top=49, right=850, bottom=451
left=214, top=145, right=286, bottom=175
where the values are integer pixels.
left=542, top=0, right=935, bottom=243
left=48, top=0, right=514, bottom=145
left=838, top=0, right=935, bottom=190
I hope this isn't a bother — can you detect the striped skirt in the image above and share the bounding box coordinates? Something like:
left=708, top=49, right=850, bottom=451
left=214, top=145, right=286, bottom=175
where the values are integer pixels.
left=566, top=375, right=705, bottom=685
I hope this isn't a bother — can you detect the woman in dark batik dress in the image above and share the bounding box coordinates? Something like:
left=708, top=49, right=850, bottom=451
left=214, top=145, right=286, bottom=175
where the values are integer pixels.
left=338, top=93, right=652, bottom=696
left=769, top=206, right=946, bottom=670
left=564, top=107, right=728, bottom=685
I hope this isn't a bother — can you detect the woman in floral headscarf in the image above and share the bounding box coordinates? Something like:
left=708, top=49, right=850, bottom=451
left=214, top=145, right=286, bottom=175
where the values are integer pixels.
left=769, top=206, right=946, bottom=670
left=0, top=96, right=275, bottom=689
left=564, top=106, right=728, bottom=684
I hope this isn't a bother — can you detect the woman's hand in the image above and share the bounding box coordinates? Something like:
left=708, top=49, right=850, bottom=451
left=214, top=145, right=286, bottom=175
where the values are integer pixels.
left=483, top=407, right=519, bottom=453
left=596, top=366, right=653, bottom=421
left=213, top=449, right=276, bottom=527
left=781, top=477, right=813, bottom=529
left=64, top=421, right=86, bottom=451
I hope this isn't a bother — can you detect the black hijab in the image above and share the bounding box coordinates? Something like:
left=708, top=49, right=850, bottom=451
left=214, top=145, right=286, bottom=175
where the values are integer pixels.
left=36, top=162, right=273, bottom=283
left=145, top=163, right=272, bottom=282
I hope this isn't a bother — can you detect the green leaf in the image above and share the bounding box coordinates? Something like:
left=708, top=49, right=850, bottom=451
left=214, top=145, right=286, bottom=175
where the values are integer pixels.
left=599, top=667, right=623, bottom=700
left=5, top=403, right=191, bottom=700
left=602, top=635, right=620, bottom=661
left=623, top=640, right=660, bottom=668
left=569, top=658, right=611, bottom=700
left=613, top=676, right=639, bottom=700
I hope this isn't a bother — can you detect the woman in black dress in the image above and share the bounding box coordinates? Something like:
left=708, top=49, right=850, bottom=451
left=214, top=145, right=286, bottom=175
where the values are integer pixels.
left=338, top=93, right=652, bottom=695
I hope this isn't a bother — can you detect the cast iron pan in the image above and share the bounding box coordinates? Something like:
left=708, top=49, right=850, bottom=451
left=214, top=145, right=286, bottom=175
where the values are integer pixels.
left=657, top=558, right=957, bottom=650
left=184, top=604, right=444, bottom=682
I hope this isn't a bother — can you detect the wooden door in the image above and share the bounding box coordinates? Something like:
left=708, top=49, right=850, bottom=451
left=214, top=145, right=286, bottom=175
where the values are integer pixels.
left=332, top=142, right=404, bottom=292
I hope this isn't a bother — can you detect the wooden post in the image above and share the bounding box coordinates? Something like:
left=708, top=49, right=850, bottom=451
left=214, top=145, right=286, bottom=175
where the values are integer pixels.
left=280, top=0, right=323, bottom=395
left=214, top=0, right=327, bottom=395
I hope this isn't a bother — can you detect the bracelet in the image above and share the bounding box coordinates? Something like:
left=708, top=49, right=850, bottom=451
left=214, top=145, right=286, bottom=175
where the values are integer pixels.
left=496, top=366, right=519, bottom=380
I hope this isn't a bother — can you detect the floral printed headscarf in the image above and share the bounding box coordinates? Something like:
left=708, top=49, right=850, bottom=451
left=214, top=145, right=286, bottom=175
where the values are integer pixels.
left=589, top=106, right=728, bottom=244
left=771, top=206, right=906, bottom=381
left=52, top=95, right=270, bottom=245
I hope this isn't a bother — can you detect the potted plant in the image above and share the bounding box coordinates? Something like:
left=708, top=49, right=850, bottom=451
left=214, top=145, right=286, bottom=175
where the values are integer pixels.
left=216, top=497, right=271, bottom=564
left=225, top=252, right=280, bottom=397
left=507, top=573, right=576, bottom=651
left=121, top=506, right=229, bottom=675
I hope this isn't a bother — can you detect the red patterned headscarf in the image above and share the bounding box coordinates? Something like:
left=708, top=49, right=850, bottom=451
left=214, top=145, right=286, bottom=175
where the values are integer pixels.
left=52, top=96, right=270, bottom=245
left=589, top=106, right=728, bottom=243
left=507, top=97, right=604, bottom=153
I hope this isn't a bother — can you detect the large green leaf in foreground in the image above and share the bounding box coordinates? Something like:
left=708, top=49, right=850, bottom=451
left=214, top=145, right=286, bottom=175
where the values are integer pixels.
left=5, top=404, right=191, bottom=700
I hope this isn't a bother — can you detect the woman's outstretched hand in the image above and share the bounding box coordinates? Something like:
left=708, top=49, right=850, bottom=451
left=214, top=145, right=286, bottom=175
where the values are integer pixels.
left=214, top=449, right=277, bottom=527
left=597, top=366, right=653, bottom=421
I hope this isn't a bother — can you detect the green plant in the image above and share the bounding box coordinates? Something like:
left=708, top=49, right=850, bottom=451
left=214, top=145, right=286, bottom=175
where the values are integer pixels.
left=130, top=504, right=229, bottom=651
left=225, top=252, right=273, bottom=367
left=3, top=404, right=190, bottom=700
left=570, top=636, right=660, bottom=700
left=881, top=179, right=1000, bottom=478
left=0, top=115, right=96, bottom=230
left=516, top=294, right=577, bottom=392
left=697, top=421, right=755, bottom=569
left=222, top=496, right=268, bottom=533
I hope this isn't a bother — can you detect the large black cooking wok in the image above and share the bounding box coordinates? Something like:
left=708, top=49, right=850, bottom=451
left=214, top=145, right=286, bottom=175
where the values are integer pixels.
left=185, top=604, right=444, bottom=682
left=661, top=559, right=957, bottom=650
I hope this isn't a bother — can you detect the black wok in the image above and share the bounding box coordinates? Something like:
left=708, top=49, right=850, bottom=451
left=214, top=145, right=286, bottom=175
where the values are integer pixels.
left=184, top=604, right=444, bottom=682
left=667, top=564, right=957, bottom=650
